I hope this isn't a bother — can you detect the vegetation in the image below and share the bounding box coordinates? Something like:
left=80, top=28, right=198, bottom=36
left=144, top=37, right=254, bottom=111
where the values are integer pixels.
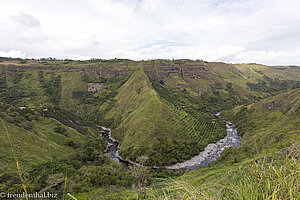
left=0, top=73, right=8, bottom=102
left=0, top=58, right=299, bottom=199
left=0, top=103, right=136, bottom=199
left=222, top=88, right=300, bottom=161
left=38, top=70, right=62, bottom=105
left=81, top=73, right=107, bottom=83
left=149, top=144, right=300, bottom=199
left=246, top=76, right=300, bottom=95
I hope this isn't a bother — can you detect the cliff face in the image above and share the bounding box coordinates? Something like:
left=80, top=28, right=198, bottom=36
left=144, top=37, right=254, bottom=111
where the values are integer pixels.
left=1, top=58, right=300, bottom=165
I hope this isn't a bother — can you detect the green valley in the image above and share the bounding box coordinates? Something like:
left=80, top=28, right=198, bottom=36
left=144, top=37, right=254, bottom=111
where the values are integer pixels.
left=0, top=57, right=299, bottom=199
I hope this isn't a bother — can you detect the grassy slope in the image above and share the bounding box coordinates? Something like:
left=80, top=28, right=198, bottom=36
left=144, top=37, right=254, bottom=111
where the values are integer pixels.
left=143, top=60, right=300, bottom=99
left=95, top=65, right=227, bottom=165
left=1, top=60, right=300, bottom=199
left=106, top=69, right=183, bottom=165
left=150, top=145, right=299, bottom=199
left=0, top=108, right=86, bottom=171
left=1, top=60, right=300, bottom=166
left=185, top=88, right=300, bottom=185
left=3, top=60, right=300, bottom=109
left=148, top=88, right=300, bottom=199
left=59, top=71, right=87, bottom=114
left=222, top=88, right=300, bottom=157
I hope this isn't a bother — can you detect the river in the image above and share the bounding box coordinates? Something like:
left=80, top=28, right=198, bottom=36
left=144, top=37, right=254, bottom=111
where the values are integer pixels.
left=101, top=126, right=143, bottom=167
left=165, top=122, right=241, bottom=170
left=101, top=121, right=241, bottom=170
left=101, top=126, right=120, bottom=163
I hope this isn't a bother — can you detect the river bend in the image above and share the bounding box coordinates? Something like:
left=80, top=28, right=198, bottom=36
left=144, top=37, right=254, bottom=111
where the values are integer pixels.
left=101, top=122, right=241, bottom=170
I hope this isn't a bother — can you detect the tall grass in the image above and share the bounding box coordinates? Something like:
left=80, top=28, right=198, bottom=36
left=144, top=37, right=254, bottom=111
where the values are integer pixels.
left=149, top=144, right=300, bottom=200
left=2, top=120, right=29, bottom=200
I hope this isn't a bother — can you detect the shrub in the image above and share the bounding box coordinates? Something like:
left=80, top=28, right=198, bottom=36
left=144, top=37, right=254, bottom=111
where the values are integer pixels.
left=54, top=125, right=68, bottom=136
left=65, top=138, right=81, bottom=149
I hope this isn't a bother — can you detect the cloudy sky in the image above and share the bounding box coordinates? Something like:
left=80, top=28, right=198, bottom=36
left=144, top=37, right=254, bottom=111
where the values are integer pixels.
left=0, top=0, right=300, bottom=65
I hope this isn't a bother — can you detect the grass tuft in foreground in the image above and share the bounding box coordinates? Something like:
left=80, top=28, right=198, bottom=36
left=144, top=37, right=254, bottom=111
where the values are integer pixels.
left=149, top=144, right=300, bottom=200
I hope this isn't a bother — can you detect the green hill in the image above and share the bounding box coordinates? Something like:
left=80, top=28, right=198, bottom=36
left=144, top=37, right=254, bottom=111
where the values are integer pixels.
left=1, top=59, right=300, bottom=166
left=0, top=103, right=86, bottom=170
left=0, top=58, right=300, bottom=199
left=222, top=88, right=300, bottom=161
left=148, top=88, right=300, bottom=199
left=0, top=103, right=135, bottom=198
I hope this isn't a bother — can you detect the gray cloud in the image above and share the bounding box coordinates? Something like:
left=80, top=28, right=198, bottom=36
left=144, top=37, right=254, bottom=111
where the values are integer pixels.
left=0, top=0, right=300, bottom=65
left=11, top=11, right=41, bottom=28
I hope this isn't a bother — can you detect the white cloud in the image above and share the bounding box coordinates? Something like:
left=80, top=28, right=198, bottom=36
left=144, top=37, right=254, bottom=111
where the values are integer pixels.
left=233, top=50, right=300, bottom=65
left=0, top=50, right=26, bottom=58
left=0, top=0, right=300, bottom=65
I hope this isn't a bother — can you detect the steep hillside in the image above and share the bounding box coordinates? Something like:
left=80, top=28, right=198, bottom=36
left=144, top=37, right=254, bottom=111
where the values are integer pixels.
left=148, top=88, right=300, bottom=199
left=221, top=88, right=300, bottom=161
left=1, top=59, right=300, bottom=166
left=0, top=58, right=300, bottom=199
left=0, top=103, right=87, bottom=170
left=143, top=60, right=300, bottom=113
left=0, top=103, right=135, bottom=198
left=105, top=69, right=223, bottom=165
left=106, top=69, right=184, bottom=165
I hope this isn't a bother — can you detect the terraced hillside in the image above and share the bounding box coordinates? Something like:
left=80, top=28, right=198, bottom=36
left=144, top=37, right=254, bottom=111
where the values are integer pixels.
left=0, top=58, right=300, bottom=199
left=149, top=88, right=300, bottom=199
left=0, top=58, right=300, bottom=166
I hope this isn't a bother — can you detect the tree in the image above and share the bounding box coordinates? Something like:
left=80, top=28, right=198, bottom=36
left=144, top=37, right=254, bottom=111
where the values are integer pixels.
left=129, top=156, right=150, bottom=199
left=38, top=71, right=62, bottom=105
left=0, top=73, right=8, bottom=101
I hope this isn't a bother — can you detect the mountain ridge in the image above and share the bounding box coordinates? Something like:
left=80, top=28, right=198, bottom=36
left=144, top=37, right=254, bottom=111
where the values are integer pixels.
left=0, top=58, right=299, bottom=199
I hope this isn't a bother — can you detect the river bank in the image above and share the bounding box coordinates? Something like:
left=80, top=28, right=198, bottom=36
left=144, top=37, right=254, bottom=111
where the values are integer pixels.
left=165, top=122, right=241, bottom=170
left=101, top=122, right=241, bottom=170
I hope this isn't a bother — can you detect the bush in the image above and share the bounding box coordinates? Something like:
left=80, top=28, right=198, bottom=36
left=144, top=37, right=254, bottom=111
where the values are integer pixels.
left=65, top=138, right=81, bottom=149
left=77, top=163, right=134, bottom=188
left=53, top=125, right=68, bottom=136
